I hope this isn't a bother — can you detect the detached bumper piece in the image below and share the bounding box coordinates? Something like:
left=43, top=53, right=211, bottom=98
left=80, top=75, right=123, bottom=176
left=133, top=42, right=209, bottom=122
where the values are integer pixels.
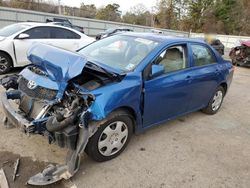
left=28, top=120, right=98, bottom=186
left=1, top=90, right=98, bottom=185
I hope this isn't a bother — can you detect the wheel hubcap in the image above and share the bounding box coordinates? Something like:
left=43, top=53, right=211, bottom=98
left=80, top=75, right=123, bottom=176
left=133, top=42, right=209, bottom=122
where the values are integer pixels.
left=212, top=90, right=223, bottom=111
left=98, top=121, right=128, bottom=156
left=0, top=56, right=8, bottom=72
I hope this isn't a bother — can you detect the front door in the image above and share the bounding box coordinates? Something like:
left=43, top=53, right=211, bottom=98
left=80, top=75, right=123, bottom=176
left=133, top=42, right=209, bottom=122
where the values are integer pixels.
left=14, top=26, right=51, bottom=65
left=143, top=44, right=193, bottom=127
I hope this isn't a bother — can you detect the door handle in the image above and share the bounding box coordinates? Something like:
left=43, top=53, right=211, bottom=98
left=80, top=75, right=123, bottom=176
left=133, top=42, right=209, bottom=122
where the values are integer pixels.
left=185, top=75, right=192, bottom=83
left=215, top=69, right=220, bottom=75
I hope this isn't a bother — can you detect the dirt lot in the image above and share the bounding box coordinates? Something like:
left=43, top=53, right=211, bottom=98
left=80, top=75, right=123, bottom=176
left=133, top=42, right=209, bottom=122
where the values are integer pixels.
left=0, top=67, right=249, bottom=188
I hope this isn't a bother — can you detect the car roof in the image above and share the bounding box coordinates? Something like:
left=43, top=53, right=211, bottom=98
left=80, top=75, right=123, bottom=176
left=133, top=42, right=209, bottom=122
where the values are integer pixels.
left=121, top=32, right=207, bottom=44
left=15, top=22, right=83, bottom=35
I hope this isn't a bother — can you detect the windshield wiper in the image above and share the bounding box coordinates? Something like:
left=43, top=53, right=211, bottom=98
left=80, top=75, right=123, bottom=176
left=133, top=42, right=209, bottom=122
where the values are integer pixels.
left=87, top=62, right=122, bottom=81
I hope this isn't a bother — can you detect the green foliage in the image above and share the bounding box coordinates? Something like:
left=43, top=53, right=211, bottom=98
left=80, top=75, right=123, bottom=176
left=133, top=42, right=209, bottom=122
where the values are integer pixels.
left=123, top=4, right=152, bottom=26
left=214, top=0, right=241, bottom=34
left=96, top=4, right=121, bottom=22
left=80, top=3, right=97, bottom=18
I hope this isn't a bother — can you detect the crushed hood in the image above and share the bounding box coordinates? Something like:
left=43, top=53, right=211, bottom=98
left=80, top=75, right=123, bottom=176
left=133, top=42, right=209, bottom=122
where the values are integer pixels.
left=27, top=43, right=87, bottom=83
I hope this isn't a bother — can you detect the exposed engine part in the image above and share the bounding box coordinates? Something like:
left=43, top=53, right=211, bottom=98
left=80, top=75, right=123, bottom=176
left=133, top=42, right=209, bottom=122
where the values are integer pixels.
left=54, top=126, right=78, bottom=150
left=28, top=66, right=48, bottom=77
left=81, top=80, right=102, bottom=90
left=0, top=74, right=19, bottom=90
left=46, top=106, right=81, bottom=132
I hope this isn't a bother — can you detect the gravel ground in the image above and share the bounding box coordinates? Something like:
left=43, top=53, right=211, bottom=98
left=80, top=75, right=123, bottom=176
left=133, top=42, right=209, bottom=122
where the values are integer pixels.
left=0, top=67, right=249, bottom=188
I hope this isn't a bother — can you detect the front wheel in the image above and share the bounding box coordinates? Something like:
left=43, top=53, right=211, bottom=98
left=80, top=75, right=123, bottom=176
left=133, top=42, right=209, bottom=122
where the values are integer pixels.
left=202, top=86, right=225, bottom=115
left=85, top=110, right=133, bottom=162
left=0, top=52, right=12, bottom=74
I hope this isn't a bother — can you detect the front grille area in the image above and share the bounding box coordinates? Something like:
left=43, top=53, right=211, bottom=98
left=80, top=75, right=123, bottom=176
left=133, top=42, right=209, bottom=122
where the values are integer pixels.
left=19, top=77, right=57, bottom=100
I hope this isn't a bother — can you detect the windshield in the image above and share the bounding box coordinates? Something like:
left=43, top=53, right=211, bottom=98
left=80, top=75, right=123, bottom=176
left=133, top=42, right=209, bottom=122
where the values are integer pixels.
left=105, top=28, right=116, bottom=33
left=78, top=35, right=160, bottom=71
left=0, top=24, right=30, bottom=37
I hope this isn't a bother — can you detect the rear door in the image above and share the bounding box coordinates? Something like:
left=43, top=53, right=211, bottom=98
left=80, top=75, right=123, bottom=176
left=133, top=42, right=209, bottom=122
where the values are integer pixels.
left=187, top=43, right=221, bottom=110
left=48, top=27, right=81, bottom=51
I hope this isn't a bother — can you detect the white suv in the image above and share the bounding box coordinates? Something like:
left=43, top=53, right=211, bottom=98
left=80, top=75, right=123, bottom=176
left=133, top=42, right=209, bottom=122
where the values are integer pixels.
left=0, top=22, right=95, bottom=74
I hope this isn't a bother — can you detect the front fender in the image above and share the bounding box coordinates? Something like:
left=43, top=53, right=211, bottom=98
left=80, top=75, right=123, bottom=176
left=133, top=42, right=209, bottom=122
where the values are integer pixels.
left=88, top=73, right=143, bottom=129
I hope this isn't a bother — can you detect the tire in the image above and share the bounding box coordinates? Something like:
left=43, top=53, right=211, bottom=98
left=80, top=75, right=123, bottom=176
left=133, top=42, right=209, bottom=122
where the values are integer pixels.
left=85, top=110, right=133, bottom=162
left=202, top=86, right=225, bottom=115
left=0, top=52, right=12, bottom=74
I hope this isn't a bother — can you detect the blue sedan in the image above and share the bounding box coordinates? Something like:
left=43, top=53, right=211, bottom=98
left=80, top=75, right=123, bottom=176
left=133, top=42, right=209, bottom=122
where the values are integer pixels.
left=0, top=33, right=234, bottom=185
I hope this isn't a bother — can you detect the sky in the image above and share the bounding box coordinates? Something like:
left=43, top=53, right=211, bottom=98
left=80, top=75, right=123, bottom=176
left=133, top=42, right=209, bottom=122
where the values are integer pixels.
left=60, top=0, right=157, bottom=13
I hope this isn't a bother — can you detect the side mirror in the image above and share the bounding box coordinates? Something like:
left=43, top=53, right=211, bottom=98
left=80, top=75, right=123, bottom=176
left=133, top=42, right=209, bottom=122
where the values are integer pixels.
left=17, top=33, right=30, bottom=39
left=151, top=64, right=165, bottom=78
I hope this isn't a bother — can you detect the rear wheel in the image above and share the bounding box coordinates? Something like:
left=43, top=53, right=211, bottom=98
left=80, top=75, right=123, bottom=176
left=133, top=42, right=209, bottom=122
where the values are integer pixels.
left=0, top=52, right=12, bottom=74
left=85, top=110, right=133, bottom=162
left=202, top=86, right=225, bottom=115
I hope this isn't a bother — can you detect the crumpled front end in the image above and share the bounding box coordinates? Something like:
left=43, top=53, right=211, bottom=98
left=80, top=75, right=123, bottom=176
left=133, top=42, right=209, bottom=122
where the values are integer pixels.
left=0, top=44, right=113, bottom=185
left=1, top=44, right=95, bottom=150
left=1, top=75, right=94, bottom=150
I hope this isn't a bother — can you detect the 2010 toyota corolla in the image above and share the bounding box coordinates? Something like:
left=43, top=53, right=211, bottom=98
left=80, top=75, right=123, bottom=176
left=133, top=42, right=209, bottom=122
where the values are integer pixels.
left=0, top=33, right=234, bottom=185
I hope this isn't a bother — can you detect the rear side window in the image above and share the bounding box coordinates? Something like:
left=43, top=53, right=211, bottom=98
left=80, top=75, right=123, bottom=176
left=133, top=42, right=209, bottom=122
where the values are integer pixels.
left=50, top=27, right=80, bottom=39
left=191, top=44, right=216, bottom=66
left=24, top=27, right=50, bottom=39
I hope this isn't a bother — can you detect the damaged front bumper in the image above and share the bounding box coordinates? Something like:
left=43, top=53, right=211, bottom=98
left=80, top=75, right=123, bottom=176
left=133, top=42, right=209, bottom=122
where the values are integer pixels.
left=1, top=90, right=34, bottom=132
left=1, top=90, right=98, bottom=185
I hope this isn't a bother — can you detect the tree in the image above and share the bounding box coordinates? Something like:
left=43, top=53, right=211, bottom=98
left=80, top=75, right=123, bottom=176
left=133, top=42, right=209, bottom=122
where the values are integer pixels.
left=123, top=4, right=152, bottom=26
left=155, top=0, right=179, bottom=29
left=214, top=0, right=242, bottom=35
left=80, top=3, right=97, bottom=18
left=187, top=0, right=215, bottom=32
left=96, top=3, right=121, bottom=22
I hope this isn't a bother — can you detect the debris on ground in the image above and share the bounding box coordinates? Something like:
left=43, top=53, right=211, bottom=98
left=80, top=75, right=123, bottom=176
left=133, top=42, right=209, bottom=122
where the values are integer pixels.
left=0, top=151, right=65, bottom=188
left=0, top=168, right=9, bottom=188
left=140, top=147, right=146, bottom=151
left=12, top=158, right=19, bottom=181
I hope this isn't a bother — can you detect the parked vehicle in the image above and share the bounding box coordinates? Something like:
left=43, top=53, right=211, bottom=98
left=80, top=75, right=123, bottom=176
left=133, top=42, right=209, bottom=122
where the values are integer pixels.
left=0, top=33, right=234, bottom=185
left=96, top=27, right=133, bottom=40
left=151, top=29, right=163, bottom=34
left=0, top=22, right=95, bottom=74
left=229, top=40, right=250, bottom=66
left=210, top=39, right=225, bottom=55
left=198, top=37, right=225, bottom=55
left=46, top=17, right=85, bottom=33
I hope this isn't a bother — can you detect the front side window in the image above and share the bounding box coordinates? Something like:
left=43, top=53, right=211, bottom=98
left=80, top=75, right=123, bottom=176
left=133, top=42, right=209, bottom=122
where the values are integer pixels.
left=24, top=27, right=50, bottom=39
left=154, top=45, right=188, bottom=73
left=191, top=44, right=216, bottom=66
left=78, top=35, right=160, bottom=72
